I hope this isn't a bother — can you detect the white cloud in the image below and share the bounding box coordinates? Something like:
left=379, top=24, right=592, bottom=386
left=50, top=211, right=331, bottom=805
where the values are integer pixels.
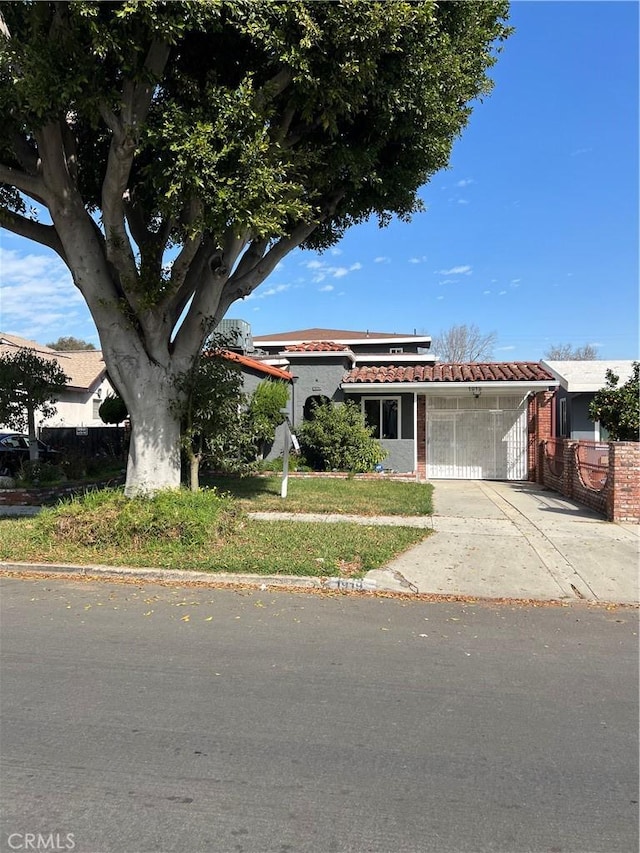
left=457, top=199, right=469, bottom=205
left=439, top=265, right=472, bottom=276
left=0, top=247, right=94, bottom=342
left=436, top=296, right=444, bottom=301
left=302, top=258, right=362, bottom=283
left=496, top=345, right=516, bottom=351
left=483, top=290, right=491, bottom=295
left=438, top=279, right=455, bottom=286
left=319, top=284, right=334, bottom=292
left=456, top=179, right=474, bottom=187
left=570, top=147, right=592, bottom=157
left=409, top=255, right=428, bottom=264
left=330, top=247, right=342, bottom=256
left=511, top=278, right=521, bottom=285
left=374, top=256, right=390, bottom=264
left=499, top=290, right=507, bottom=295
left=245, top=283, right=291, bottom=300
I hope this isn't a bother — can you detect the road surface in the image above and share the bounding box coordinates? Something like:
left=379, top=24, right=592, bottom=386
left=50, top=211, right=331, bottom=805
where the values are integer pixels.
left=1, top=577, right=638, bottom=853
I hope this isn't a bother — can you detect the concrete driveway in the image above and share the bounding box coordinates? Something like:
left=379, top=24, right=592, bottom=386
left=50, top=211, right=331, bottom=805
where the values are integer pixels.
left=378, top=480, right=639, bottom=604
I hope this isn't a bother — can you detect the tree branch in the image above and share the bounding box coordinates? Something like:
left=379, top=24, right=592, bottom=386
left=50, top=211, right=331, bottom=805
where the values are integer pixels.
left=0, top=207, right=67, bottom=261
left=0, top=163, right=48, bottom=205
left=11, top=133, right=39, bottom=174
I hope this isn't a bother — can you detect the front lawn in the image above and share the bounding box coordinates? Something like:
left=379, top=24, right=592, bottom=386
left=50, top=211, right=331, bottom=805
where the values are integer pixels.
left=0, top=485, right=431, bottom=577
left=202, top=475, right=434, bottom=516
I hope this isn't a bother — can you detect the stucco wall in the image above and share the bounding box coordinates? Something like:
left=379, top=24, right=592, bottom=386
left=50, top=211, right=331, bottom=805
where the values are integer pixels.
left=34, top=377, right=116, bottom=430
left=287, top=358, right=350, bottom=428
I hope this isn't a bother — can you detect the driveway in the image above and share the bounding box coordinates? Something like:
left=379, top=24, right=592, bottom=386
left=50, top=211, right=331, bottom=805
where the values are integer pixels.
left=376, top=480, right=639, bottom=604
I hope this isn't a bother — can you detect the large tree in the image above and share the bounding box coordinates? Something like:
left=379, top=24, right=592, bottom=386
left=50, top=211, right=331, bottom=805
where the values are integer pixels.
left=0, top=1, right=511, bottom=495
left=46, top=336, right=96, bottom=351
left=544, top=343, right=597, bottom=360
left=431, top=323, right=497, bottom=362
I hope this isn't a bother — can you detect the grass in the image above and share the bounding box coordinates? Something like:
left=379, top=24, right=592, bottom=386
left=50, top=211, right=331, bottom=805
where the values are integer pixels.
left=0, top=485, right=431, bottom=577
left=201, top=475, right=434, bottom=516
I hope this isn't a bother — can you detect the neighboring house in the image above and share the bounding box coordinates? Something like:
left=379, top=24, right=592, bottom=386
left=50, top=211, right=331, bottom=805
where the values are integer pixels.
left=230, top=323, right=558, bottom=480
left=541, top=360, right=636, bottom=441
left=0, top=333, right=116, bottom=430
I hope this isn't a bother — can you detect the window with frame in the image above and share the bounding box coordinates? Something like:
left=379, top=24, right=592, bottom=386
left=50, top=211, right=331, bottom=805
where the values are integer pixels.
left=93, top=398, right=102, bottom=419
left=362, top=397, right=400, bottom=439
left=389, top=347, right=404, bottom=353
left=559, top=398, right=567, bottom=437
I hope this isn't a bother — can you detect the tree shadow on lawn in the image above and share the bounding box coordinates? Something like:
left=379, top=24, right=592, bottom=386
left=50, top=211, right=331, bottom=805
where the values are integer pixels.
left=201, top=475, right=281, bottom=499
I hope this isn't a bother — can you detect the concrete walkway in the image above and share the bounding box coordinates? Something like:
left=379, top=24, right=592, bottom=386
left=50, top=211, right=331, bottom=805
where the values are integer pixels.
left=370, top=481, right=639, bottom=604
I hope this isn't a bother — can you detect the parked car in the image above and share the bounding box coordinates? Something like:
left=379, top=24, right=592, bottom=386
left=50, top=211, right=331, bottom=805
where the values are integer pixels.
left=0, top=432, right=62, bottom=476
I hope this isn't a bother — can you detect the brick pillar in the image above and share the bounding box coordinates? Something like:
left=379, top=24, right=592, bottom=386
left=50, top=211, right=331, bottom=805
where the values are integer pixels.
left=416, top=395, right=426, bottom=480
left=562, top=439, right=575, bottom=498
left=607, top=442, right=640, bottom=522
left=529, top=391, right=554, bottom=482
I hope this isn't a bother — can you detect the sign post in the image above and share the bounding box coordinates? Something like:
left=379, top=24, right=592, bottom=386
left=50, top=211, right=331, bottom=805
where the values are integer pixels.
left=280, top=410, right=299, bottom=499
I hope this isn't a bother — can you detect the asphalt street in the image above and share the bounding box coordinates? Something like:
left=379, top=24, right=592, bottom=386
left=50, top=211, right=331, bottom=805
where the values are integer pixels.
left=1, top=577, right=638, bottom=853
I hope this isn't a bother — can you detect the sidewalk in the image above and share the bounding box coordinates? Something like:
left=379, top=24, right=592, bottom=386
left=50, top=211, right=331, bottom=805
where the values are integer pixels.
left=2, top=482, right=638, bottom=604
left=369, top=481, right=639, bottom=605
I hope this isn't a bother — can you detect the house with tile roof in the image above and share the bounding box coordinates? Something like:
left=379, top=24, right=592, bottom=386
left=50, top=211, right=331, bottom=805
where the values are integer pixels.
left=0, top=333, right=116, bottom=430
left=232, top=324, right=559, bottom=480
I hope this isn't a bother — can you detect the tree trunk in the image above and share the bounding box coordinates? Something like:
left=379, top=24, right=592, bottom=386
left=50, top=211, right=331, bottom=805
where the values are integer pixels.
left=27, top=405, right=39, bottom=462
left=189, top=453, right=200, bottom=492
left=113, top=358, right=185, bottom=497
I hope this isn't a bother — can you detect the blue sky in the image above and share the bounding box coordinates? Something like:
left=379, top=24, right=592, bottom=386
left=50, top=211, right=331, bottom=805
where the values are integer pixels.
left=1, top=1, right=638, bottom=360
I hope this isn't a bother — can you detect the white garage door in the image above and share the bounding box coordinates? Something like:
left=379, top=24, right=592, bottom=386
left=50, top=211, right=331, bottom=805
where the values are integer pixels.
left=426, top=395, right=529, bottom=480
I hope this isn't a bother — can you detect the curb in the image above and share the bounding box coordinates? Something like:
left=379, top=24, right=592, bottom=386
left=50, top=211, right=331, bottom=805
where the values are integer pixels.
left=1, top=562, right=636, bottom=608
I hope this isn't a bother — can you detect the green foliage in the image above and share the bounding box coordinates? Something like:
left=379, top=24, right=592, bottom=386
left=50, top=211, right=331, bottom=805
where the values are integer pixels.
left=38, top=487, right=241, bottom=549
left=98, top=394, right=128, bottom=425
left=299, top=401, right=387, bottom=472
left=246, top=380, right=290, bottom=457
left=15, top=460, right=63, bottom=486
left=0, top=1, right=511, bottom=293
left=0, top=348, right=68, bottom=432
left=0, top=1, right=511, bottom=493
left=174, top=343, right=248, bottom=486
left=46, top=336, right=96, bottom=351
left=589, top=363, right=639, bottom=441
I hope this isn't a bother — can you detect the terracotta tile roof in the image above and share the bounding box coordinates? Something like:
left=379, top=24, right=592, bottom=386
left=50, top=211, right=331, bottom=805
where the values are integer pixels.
left=283, top=341, right=351, bottom=353
left=0, top=332, right=107, bottom=390
left=254, top=328, right=424, bottom=342
left=218, top=350, right=293, bottom=381
left=343, top=362, right=556, bottom=384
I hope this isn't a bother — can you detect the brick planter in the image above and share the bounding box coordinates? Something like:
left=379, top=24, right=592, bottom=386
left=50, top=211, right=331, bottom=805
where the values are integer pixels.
left=0, top=476, right=125, bottom=506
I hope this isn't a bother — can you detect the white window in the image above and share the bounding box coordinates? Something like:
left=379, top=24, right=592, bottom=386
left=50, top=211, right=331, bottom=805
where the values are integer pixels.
left=93, top=398, right=101, bottom=419
left=390, top=347, right=404, bottom=354
left=362, top=397, right=400, bottom=439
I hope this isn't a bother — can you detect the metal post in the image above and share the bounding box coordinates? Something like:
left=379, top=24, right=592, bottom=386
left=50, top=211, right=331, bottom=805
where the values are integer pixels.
left=281, top=412, right=290, bottom=498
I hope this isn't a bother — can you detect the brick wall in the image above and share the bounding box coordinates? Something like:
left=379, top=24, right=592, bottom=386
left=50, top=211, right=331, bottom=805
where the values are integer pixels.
left=529, top=391, right=554, bottom=481
left=607, top=442, right=640, bottom=523
left=538, top=438, right=640, bottom=523
left=0, top=476, right=125, bottom=506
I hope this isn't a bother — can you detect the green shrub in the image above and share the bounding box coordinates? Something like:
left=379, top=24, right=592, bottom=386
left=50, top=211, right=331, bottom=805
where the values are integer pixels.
left=299, top=401, right=387, bottom=473
left=16, top=460, right=64, bottom=485
left=38, top=487, right=242, bottom=549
